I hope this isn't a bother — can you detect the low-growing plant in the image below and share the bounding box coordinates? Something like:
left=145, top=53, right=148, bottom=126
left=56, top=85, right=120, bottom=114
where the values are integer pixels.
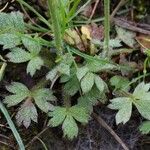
left=0, top=1, right=150, bottom=148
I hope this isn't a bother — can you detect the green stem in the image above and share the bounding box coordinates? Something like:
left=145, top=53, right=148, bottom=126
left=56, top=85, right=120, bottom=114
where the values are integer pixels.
left=47, top=0, right=63, bottom=58
left=103, top=0, right=110, bottom=58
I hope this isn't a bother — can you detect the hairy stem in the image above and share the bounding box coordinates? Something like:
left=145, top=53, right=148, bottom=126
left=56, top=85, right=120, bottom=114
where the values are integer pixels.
left=103, top=0, right=110, bottom=58
left=48, top=0, right=63, bottom=58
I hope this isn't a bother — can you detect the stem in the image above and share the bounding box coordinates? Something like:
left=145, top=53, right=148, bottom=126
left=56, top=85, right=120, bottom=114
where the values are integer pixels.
left=103, top=0, right=110, bottom=58
left=47, top=0, right=63, bottom=58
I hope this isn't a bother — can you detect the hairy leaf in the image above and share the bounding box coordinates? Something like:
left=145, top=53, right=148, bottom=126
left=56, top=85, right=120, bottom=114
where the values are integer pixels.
left=108, top=97, right=132, bottom=124
left=7, top=48, right=31, bottom=63
left=16, top=99, right=38, bottom=128
left=94, top=75, right=105, bottom=92
left=62, top=114, right=78, bottom=139
left=33, top=88, right=56, bottom=113
left=27, top=56, right=44, bottom=76
left=63, top=75, right=80, bottom=96
left=81, top=72, right=94, bottom=93
left=76, top=66, right=89, bottom=81
left=4, top=82, right=30, bottom=107
left=0, top=34, right=21, bottom=49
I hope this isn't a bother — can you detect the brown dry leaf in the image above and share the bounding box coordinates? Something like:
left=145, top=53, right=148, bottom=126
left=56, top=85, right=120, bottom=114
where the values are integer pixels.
left=136, top=35, right=150, bottom=52
left=81, top=24, right=104, bottom=41
left=81, top=25, right=92, bottom=40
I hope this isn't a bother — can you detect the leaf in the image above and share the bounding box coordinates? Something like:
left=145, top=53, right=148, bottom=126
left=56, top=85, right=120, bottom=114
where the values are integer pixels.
left=108, top=97, right=132, bottom=124
left=22, top=35, right=41, bottom=54
left=16, top=99, right=38, bottom=128
left=57, top=63, right=70, bottom=76
left=116, top=26, right=136, bottom=48
left=110, top=75, right=130, bottom=91
left=46, top=67, right=58, bottom=82
left=133, top=82, right=150, bottom=101
left=0, top=34, right=21, bottom=49
left=133, top=100, right=150, bottom=120
left=48, top=107, right=67, bottom=127
left=33, top=88, right=56, bottom=113
left=62, top=114, right=78, bottom=139
left=70, top=106, right=89, bottom=123
left=140, top=121, right=150, bottom=134
left=49, top=105, right=90, bottom=140
left=86, top=58, right=116, bottom=73
left=76, top=66, right=89, bottom=81
left=78, top=86, right=106, bottom=112
left=94, top=75, right=105, bottom=92
left=27, top=56, right=44, bottom=76
left=6, top=48, right=31, bottom=63
left=63, top=75, right=80, bottom=96
left=81, top=72, right=94, bottom=93
left=81, top=25, right=91, bottom=40
left=4, top=82, right=30, bottom=107
left=0, top=12, right=25, bottom=33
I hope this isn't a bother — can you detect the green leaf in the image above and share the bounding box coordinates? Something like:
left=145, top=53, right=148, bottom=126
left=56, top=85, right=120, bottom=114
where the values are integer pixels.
left=81, top=72, right=94, bottom=93
left=78, top=86, right=106, bottom=112
left=108, top=97, right=132, bottom=124
left=116, top=26, right=136, bottom=48
left=46, top=67, right=58, bottom=82
left=63, top=75, right=80, bottom=96
left=134, top=100, right=150, bottom=120
left=110, top=75, right=130, bottom=91
left=49, top=105, right=90, bottom=140
left=140, top=121, right=150, bottom=134
left=33, top=88, right=56, bottom=113
left=133, top=82, right=150, bottom=101
left=16, top=99, right=38, bottom=128
left=0, top=12, right=25, bottom=33
left=6, top=82, right=30, bottom=94
left=94, top=75, right=105, bottom=92
left=48, top=107, right=67, bottom=127
left=6, top=48, right=31, bottom=63
left=86, top=58, right=116, bottom=73
left=22, top=35, right=41, bottom=54
left=4, top=82, right=30, bottom=107
left=70, top=106, right=89, bottom=123
left=27, top=56, right=44, bottom=76
left=0, top=34, right=21, bottom=49
left=76, top=66, right=89, bottom=81
left=62, top=114, right=78, bottom=139
left=57, top=63, right=70, bottom=76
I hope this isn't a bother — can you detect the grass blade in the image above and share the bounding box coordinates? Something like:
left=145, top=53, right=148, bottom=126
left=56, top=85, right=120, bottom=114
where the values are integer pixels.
left=0, top=101, right=25, bottom=150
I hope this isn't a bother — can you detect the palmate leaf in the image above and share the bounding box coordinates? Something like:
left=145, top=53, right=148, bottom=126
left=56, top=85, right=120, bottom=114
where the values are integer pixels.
left=16, top=99, right=38, bottom=128
left=108, top=82, right=150, bottom=124
left=48, top=105, right=89, bottom=139
left=0, top=12, right=25, bottom=33
left=4, top=82, right=30, bottom=107
left=108, top=97, right=132, bottom=124
left=0, top=12, right=25, bottom=49
left=0, top=34, right=21, bottom=49
left=33, top=88, right=56, bottom=113
left=6, top=36, right=44, bottom=76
